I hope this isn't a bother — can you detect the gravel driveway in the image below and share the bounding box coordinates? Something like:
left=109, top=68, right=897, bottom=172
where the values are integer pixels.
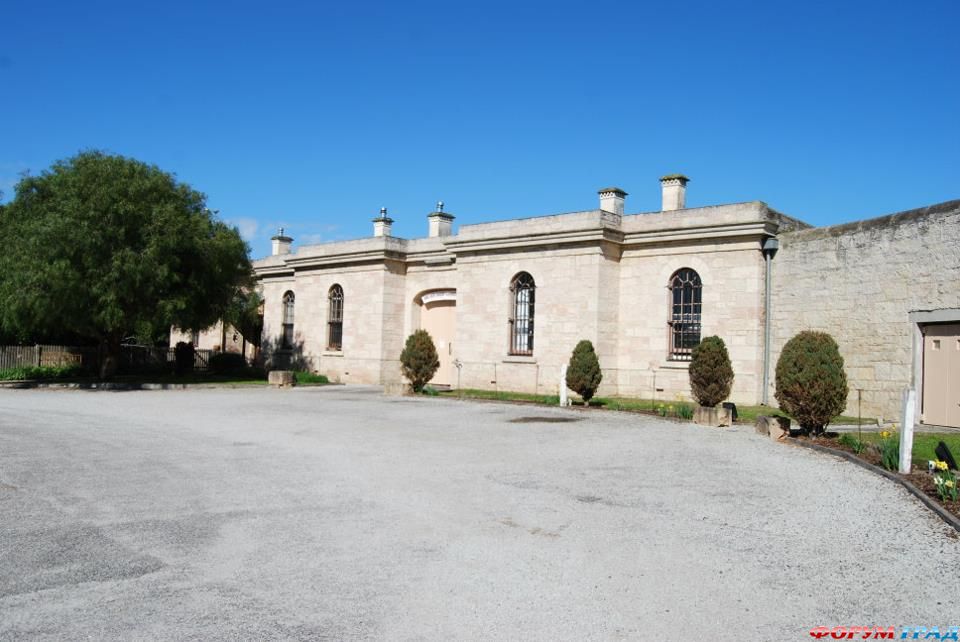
left=1, top=386, right=957, bottom=640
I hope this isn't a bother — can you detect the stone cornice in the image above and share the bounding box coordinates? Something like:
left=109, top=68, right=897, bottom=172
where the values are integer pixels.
left=621, top=220, right=776, bottom=246
left=251, top=202, right=797, bottom=276
left=442, top=226, right=624, bottom=254
left=283, top=247, right=407, bottom=270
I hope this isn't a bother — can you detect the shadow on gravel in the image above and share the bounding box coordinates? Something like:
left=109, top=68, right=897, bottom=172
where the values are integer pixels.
left=1, top=526, right=165, bottom=597
left=508, top=416, right=581, bottom=424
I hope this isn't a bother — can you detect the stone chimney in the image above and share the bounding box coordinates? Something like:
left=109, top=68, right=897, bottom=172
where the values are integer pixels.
left=271, top=228, right=293, bottom=255
left=598, top=187, right=627, bottom=215
left=428, top=201, right=454, bottom=237
left=660, top=174, right=689, bottom=211
left=372, top=207, right=393, bottom=237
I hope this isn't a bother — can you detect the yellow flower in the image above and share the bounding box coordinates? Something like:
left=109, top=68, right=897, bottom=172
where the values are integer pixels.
left=935, top=460, right=949, bottom=471
left=946, top=480, right=956, bottom=489
left=879, top=431, right=891, bottom=439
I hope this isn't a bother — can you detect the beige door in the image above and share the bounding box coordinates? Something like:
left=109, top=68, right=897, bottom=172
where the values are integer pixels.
left=922, top=323, right=960, bottom=428
left=420, top=299, right=457, bottom=386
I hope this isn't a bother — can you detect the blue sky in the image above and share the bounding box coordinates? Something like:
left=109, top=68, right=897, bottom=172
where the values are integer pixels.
left=2, top=0, right=957, bottom=257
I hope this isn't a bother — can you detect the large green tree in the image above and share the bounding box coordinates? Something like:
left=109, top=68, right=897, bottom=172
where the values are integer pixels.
left=0, top=151, right=253, bottom=376
left=222, top=288, right=264, bottom=349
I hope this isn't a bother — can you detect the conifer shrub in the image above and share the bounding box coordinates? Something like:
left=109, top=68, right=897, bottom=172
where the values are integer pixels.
left=566, top=339, right=603, bottom=402
left=688, top=336, right=734, bottom=407
left=775, top=331, right=848, bottom=435
left=174, top=341, right=195, bottom=376
left=400, top=329, right=440, bottom=392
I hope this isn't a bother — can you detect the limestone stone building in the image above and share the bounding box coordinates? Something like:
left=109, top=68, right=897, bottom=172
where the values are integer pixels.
left=244, top=176, right=958, bottom=427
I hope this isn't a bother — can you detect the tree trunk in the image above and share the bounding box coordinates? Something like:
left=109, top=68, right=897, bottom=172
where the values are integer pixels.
left=99, top=335, right=122, bottom=379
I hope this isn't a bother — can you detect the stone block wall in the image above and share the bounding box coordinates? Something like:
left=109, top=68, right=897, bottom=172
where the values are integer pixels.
left=770, top=200, right=960, bottom=421
left=260, top=264, right=391, bottom=384
left=615, top=239, right=766, bottom=404
left=453, top=245, right=612, bottom=396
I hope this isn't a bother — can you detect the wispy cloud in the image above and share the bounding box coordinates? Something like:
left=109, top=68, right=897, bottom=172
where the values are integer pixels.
left=226, top=217, right=259, bottom=243
left=297, top=233, right=326, bottom=245
left=0, top=161, right=31, bottom=200
left=0, top=177, right=17, bottom=201
left=259, top=220, right=343, bottom=247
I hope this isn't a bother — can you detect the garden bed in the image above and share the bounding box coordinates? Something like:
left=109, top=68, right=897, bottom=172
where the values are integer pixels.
left=789, top=433, right=960, bottom=525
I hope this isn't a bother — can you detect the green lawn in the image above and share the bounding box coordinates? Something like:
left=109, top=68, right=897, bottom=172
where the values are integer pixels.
left=438, top=388, right=560, bottom=405
left=729, top=403, right=871, bottom=425
left=441, top=388, right=872, bottom=424
left=855, top=431, right=960, bottom=467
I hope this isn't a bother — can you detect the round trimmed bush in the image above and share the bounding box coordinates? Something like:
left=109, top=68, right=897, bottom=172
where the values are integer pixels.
left=400, top=329, right=440, bottom=392
left=775, top=331, right=848, bottom=435
left=688, top=335, right=734, bottom=407
left=566, top=339, right=603, bottom=402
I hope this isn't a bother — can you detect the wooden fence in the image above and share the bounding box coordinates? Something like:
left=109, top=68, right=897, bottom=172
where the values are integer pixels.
left=0, top=345, right=213, bottom=373
left=0, top=345, right=98, bottom=370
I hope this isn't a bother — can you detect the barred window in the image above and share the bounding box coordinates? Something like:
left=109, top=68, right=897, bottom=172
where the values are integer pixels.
left=668, top=269, right=701, bottom=360
left=509, top=272, right=536, bottom=356
left=281, top=291, right=295, bottom=349
left=327, top=284, right=344, bottom=351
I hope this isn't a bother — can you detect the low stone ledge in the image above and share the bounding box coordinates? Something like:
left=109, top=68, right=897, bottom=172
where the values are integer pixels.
left=757, top=415, right=790, bottom=441
left=383, top=382, right=412, bottom=396
left=268, top=371, right=295, bottom=388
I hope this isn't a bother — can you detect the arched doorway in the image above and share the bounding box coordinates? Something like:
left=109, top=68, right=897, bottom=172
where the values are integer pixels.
left=417, top=290, right=457, bottom=386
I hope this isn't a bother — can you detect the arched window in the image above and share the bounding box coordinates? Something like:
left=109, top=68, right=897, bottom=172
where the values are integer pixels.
left=281, top=291, right=295, bottom=349
left=327, top=284, right=344, bottom=351
left=668, top=269, right=702, bottom=360
left=509, top=272, right=536, bottom=356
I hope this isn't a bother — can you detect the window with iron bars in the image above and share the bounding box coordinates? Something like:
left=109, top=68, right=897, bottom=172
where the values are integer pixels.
left=327, top=284, right=343, bottom=351
left=281, top=291, right=295, bottom=349
left=668, top=269, right=702, bottom=360
left=509, top=272, right=536, bottom=356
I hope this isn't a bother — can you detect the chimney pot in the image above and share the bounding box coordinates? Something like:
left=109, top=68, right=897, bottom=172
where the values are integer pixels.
left=598, top=187, right=627, bottom=215
left=271, top=228, right=293, bottom=255
left=660, top=174, right=689, bottom=211
left=372, top=208, right=394, bottom=237
left=428, top=202, right=454, bottom=237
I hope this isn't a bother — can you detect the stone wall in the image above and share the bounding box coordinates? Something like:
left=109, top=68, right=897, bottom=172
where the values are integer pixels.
left=769, top=200, right=960, bottom=422
left=453, top=244, right=611, bottom=396
left=260, top=263, right=390, bottom=384
left=616, top=238, right=766, bottom=404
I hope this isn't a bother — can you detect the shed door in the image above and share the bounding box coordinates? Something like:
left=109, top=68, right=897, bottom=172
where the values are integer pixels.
left=922, top=323, right=960, bottom=428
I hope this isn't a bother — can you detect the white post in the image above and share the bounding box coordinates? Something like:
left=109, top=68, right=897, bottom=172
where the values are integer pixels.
left=559, top=364, right=569, bottom=407
left=899, top=388, right=916, bottom=474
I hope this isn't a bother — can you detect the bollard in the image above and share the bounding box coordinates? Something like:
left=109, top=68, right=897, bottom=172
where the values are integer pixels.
left=899, top=388, right=916, bottom=474
left=559, top=364, right=568, bottom=407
